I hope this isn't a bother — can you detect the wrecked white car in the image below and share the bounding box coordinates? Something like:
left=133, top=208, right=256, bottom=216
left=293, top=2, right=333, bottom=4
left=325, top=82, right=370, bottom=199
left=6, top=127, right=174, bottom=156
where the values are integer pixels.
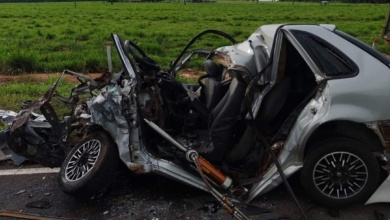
left=1, top=24, right=390, bottom=219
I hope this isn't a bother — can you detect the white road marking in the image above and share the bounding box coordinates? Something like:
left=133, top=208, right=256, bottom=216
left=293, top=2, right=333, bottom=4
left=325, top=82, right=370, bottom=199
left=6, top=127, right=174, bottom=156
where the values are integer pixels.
left=0, top=167, right=60, bottom=176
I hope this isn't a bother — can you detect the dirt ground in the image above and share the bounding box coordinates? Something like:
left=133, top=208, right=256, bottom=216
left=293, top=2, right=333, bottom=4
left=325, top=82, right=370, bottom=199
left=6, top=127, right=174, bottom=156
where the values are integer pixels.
left=0, top=73, right=103, bottom=84
left=0, top=69, right=204, bottom=85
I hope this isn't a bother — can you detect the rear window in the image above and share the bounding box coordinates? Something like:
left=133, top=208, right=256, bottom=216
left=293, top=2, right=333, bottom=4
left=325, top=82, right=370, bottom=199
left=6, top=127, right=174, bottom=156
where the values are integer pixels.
left=292, top=30, right=358, bottom=79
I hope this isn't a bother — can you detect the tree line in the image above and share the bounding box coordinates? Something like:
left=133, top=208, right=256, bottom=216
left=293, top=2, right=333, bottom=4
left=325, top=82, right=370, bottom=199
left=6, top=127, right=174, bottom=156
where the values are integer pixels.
left=280, top=0, right=389, bottom=3
left=0, top=0, right=164, bottom=2
left=0, top=0, right=388, bottom=3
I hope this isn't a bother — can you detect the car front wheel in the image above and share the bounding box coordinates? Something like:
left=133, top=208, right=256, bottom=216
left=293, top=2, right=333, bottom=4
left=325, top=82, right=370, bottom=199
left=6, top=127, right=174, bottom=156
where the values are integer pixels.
left=59, top=131, right=120, bottom=199
left=301, top=138, right=380, bottom=207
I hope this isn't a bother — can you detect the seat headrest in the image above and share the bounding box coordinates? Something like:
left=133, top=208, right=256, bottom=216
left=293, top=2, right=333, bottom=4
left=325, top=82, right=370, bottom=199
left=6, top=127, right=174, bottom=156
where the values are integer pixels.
left=204, top=60, right=222, bottom=78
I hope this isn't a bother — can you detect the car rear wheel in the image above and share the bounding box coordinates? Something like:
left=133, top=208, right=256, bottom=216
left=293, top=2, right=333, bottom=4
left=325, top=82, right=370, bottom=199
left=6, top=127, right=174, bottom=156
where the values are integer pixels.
left=301, top=138, right=380, bottom=207
left=59, top=131, right=120, bottom=199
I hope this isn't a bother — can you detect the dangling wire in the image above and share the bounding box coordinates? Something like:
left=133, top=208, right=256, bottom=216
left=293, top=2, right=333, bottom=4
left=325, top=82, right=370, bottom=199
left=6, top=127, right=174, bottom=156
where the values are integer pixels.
left=193, top=157, right=250, bottom=220
left=193, top=157, right=213, bottom=192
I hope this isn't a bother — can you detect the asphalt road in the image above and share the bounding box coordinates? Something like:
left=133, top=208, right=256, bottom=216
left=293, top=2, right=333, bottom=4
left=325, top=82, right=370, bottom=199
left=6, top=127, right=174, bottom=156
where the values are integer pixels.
left=0, top=162, right=389, bottom=220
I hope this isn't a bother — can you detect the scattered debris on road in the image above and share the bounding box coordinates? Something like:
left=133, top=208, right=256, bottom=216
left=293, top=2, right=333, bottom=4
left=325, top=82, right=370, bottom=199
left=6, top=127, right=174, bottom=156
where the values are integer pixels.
left=14, top=190, right=26, bottom=195
left=0, top=148, right=11, bottom=162
left=25, top=200, right=52, bottom=209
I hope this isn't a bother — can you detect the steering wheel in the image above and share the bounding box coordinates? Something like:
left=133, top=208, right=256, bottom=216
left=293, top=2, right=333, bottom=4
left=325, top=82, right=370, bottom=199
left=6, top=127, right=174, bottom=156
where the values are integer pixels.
left=124, top=39, right=160, bottom=74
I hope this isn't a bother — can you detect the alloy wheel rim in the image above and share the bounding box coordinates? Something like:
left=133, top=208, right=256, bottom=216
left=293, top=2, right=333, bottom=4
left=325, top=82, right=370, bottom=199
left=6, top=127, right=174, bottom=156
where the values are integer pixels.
left=313, top=151, right=368, bottom=199
left=65, top=139, right=101, bottom=182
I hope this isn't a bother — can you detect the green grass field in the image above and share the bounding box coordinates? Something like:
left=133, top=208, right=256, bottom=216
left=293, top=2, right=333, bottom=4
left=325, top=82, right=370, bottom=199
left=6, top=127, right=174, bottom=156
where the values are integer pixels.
left=0, top=2, right=388, bottom=74
left=0, top=2, right=389, bottom=130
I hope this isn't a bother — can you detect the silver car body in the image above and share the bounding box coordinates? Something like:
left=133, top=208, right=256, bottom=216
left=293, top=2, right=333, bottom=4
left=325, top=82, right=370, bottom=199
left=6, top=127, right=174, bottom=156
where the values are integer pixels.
left=239, top=24, right=390, bottom=203
left=103, top=25, right=390, bottom=204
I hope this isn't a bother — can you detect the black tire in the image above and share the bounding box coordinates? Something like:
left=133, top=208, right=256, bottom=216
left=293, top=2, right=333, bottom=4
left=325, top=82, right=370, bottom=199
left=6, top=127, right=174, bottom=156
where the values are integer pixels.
left=301, top=138, right=380, bottom=207
left=59, top=131, right=120, bottom=199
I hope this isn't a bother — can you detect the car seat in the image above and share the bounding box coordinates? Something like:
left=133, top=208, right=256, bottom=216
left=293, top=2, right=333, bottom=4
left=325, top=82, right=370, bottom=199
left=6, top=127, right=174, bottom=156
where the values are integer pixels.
left=199, top=60, right=224, bottom=110
left=206, top=77, right=247, bottom=162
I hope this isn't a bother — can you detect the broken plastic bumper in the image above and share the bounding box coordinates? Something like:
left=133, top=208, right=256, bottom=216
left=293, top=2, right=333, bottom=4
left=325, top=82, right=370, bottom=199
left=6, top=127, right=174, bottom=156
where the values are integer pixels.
left=0, top=129, right=9, bottom=150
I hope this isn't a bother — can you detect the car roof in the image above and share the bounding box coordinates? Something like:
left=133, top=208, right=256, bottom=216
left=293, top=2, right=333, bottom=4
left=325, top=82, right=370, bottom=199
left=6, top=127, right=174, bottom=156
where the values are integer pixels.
left=256, top=24, right=336, bottom=49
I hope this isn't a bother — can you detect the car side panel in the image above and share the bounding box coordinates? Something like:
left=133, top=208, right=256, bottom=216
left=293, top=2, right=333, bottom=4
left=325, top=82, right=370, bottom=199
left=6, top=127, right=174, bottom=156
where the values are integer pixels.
left=285, top=25, right=390, bottom=154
